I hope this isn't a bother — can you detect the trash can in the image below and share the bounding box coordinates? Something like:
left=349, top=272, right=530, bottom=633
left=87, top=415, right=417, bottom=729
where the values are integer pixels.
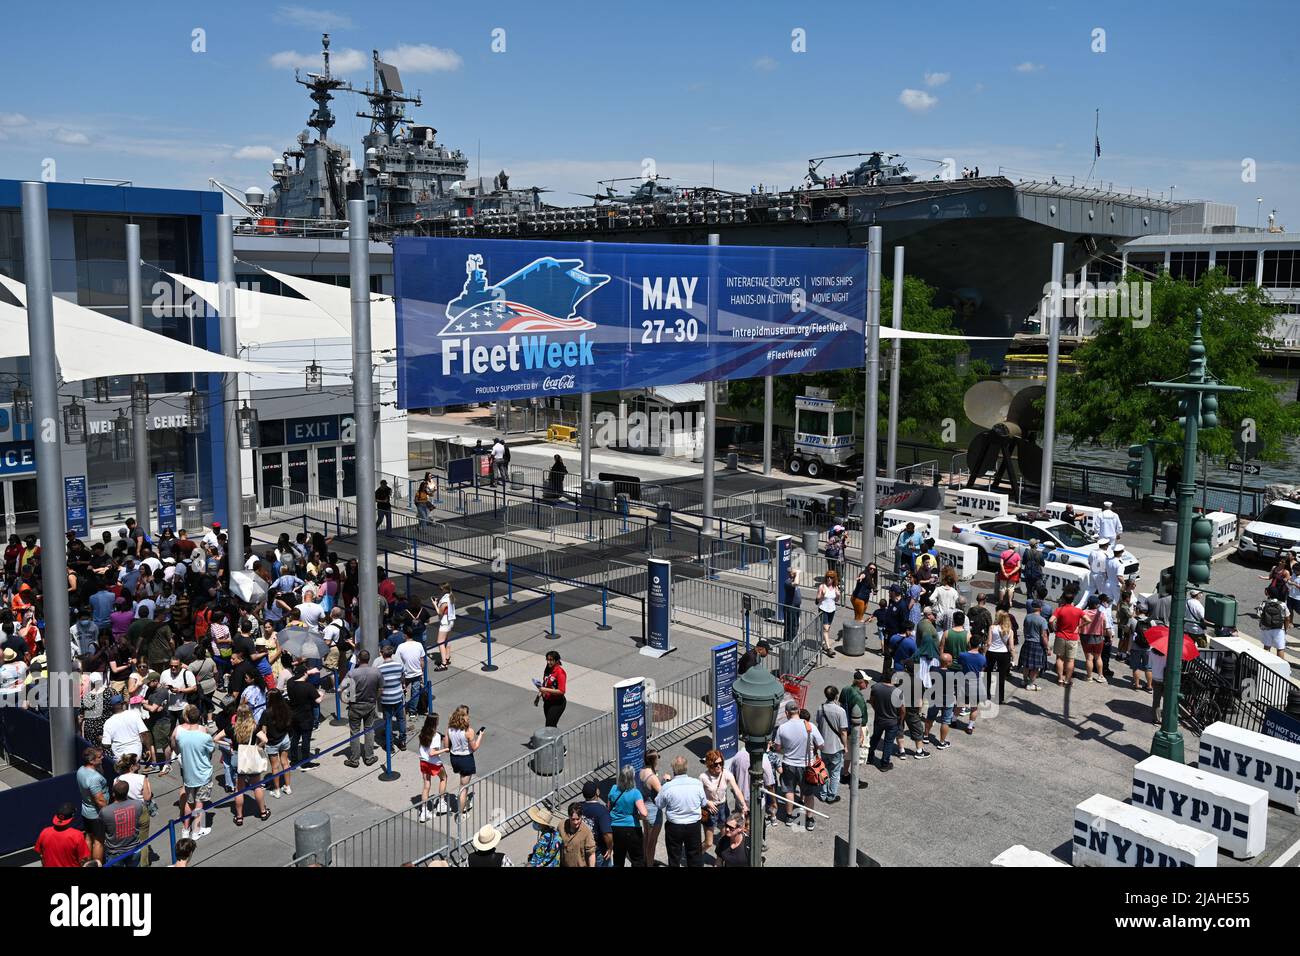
left=1205, top=593, right=1237, bottom=629
left=749, top=520, right=766, bottom=547
left=840, top=621, right=866, bottom=656
left=726, top=450, right=739, bottom=470
left=802, top=530, right=820, bottom=556
left=511, top=468, right=524, bottom=491
left=180, top=497, right=201, bottom=528
left=530, top=727, right=564, bottom=776
left=1160, top=520, right=1178, bottom=546
left=293, top=811, right=331, bottom=866
left=656, top=501, right=672, bottom=525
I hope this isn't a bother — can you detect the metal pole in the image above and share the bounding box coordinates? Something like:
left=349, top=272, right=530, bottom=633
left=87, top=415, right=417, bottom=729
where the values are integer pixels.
left=748, top=742, right=765, bottom=868
left=216, top=215, right=244, bottom=571
left=859, top=227, right=882, bottom=565
left=885, top=245, right=904, bottom=478
left=580, top=392, right=592, bottom=481
left=125, top=224, right=152, bottom=534
left=1039, top=242, right=1064, bottom=508
left=703, top=233, right=720, bottom=534
left=846, top=701, right=863, bottom=864
left=762, top=375, right=773, bottom=476
left=20, top=181, right=75, bottom=775
left=348, top=200, right=380, bottom=660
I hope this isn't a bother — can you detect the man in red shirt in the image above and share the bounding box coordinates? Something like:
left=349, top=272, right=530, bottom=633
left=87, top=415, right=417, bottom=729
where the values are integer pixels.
left=1050, top=587, right=1086, bottom=687
left=35, top=804, right=90, bottom=867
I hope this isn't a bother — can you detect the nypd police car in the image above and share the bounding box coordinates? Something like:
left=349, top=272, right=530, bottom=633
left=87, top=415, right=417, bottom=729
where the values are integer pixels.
left=1237, top=500, right=1300, bottom=562
left=951, top=515, right=1141, bottom=577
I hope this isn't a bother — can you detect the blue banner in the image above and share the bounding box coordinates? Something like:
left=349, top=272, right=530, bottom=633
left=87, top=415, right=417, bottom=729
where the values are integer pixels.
left=284, top=415, right=340, bottom=446
left=64, top=476, right=88, bottom=539
left=156, top=472, right=176, bottom=533
left=775, top=534, right=793, bottom=623
left=0, top=441, right=35, bottom=478
left=646, top=558, right=672, bottom=655
left=394, top=237, right=866, bottom=408
left=613, top=677, right=648, bottom=773
left=712, top=641, right=739, bottom=760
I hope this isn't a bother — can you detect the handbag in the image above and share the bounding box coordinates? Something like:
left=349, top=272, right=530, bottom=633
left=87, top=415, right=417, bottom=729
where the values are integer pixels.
left=802, top=720, right=829, bottom=787
left=236, top=726, right=269, bottom=775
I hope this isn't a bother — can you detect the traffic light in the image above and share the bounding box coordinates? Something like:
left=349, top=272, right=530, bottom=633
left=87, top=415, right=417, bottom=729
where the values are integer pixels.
left=1126, top=443, right=1153, bottom=494
left=1200, top=392, right=1219, bottom=429
left=1188, top=515, right=1214, bottom=586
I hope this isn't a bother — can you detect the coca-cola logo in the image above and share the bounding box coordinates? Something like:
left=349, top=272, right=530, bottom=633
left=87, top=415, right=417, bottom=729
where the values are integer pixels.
left=542, top=375, right=576, bottom=390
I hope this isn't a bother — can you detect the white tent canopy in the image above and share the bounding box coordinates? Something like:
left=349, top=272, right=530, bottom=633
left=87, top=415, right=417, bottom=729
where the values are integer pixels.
left=260, top=268, right=397, bottom=352
left=0, top=275, right=279, bottom=383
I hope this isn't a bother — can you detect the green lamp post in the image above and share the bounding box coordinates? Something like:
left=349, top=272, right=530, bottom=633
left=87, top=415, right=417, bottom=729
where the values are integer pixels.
left=1147, top=309, right=1245, bottom=762
left=732, top=665, right=784, bottom=867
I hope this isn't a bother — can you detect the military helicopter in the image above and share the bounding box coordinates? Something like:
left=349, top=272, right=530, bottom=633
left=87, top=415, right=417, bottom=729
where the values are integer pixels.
left=806, top=151, right=926, bottom=188
left=573, top=175, right=680, bottom=204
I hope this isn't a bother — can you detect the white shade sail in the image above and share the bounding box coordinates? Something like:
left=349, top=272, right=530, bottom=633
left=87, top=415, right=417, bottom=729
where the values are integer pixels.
left=259, top=268, right=397, bottom=352
left=166, top=271, right=349, bottom=345
left=0, top=275, right=284, bottom=383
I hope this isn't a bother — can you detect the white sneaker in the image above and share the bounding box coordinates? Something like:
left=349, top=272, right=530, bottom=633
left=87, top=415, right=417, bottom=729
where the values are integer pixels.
left=180, top=828, right=191, bottom=840
left=193, top=826, right=212, bottom=840
left=418, top=808, right=430, bottom=823
left=282, top=786, right=292, bottom=796
left=435, top=799, right=449, bottom=816
left=270, top=789, right=281, bottom=799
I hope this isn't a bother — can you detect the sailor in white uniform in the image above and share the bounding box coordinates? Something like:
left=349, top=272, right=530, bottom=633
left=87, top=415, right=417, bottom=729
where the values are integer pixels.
left=1096, top=501, right=1123, bottom=542
left=1089, top=539, right=1111, bottom=601
left=1104, top=543, right=1128, bottom=602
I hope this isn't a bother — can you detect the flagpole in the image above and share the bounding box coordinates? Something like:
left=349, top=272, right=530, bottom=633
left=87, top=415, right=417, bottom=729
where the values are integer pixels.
left=1086, top=108, right=1100, bottom=185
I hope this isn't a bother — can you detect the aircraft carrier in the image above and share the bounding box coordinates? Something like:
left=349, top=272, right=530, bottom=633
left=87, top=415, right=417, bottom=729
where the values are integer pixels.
left=246, top=34, right=1179, bottom=363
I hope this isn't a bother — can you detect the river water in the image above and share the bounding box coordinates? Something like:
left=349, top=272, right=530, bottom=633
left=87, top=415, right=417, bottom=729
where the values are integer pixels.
left=1052, top=371, right=1300, bottom=488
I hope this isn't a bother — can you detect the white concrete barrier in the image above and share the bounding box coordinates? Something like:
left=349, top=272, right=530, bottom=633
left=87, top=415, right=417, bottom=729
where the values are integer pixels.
left=882, top=509, right=938, bottom=536
left=934, top=540, right=980, bottom=581
left=1198, top=721, right=1300, bottom=812
left=953, top=488, right=1009, bottom=519
left=991, top=845, right=1069, bottom=867
left=1045, top=501, right=1101, bottom=535
left=1206, top=510, right=1238, bottom=552
left=1073, top=794, right=1218, bottom=867
left=1208, top=634, right=1292, bottom=681
left=1041, top=561, right=1090, bottom=607
left=1131, top=755, right=1269, bottom=860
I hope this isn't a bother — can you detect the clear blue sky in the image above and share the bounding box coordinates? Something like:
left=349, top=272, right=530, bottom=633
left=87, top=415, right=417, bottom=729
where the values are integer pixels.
left=1, top=0, right=1295, bottom=226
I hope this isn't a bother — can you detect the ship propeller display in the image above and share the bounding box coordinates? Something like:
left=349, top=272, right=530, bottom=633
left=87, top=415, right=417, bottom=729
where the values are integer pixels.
left=962, top=379, right=1046, bottom=491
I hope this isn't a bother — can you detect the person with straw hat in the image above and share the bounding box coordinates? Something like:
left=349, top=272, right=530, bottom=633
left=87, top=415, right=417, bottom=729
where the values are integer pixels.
left=466, top=823, right=511, bottom=867
left=525, top=804, right=562, bottom=867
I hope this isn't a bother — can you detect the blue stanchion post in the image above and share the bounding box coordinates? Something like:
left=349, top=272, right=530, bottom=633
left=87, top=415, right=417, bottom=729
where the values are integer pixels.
left=546, top=591, right=560, bottom=640
left=378, top=712, right=400, bottom=781
left=413, top=538, right=419, bottom=573
left=488, top=576, right=499, bottom=621
left=335, top=503, right=342, bottom=538
left=744, top=607, right=751, bottom=650
left=482, top=593, right=498, bottom=672
left=167, top=819, right=177, bottom=865
left=504, top=563, right=514, bottom=604
left=597, top=584, right=612, bottom=631
left=330, top=664, right=346, bottom=725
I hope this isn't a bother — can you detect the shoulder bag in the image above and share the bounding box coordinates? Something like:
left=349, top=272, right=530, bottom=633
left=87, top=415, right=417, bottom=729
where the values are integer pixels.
left=802, top=720, right=828, bottom=787
left=236, top=724, right=269, bottom=775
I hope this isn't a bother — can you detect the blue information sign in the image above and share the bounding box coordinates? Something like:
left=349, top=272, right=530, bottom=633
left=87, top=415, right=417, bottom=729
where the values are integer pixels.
left=0, top=441, right=36, bottom=478
left=711, top=641, right=739, bottom=760
left=156, top=472, right=176, bottom=533
left=64, top=475, right=88, bottom=539
left=613, top=677, right=648, bottom=773
left=395, top=237, right=867, bottom=408
left=775, top=535, right=793, bottom=623
left=643, top=558, right=674, bottom=658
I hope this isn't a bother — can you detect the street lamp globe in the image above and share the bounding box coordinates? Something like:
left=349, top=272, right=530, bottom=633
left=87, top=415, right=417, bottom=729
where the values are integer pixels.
left=732, top=666, right=785, bottom=744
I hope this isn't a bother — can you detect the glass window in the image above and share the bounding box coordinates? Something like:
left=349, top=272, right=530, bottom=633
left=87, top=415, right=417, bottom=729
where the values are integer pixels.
left=1262, top=250, right=1299, bottom=289
left=1169, top=250, right=1210, bottom=282
left=86, top=423, right=189, bottom=517
left=832, top=410, right=854, bottom=437
left=798, top=409, right=829, bottom=437
left=1214, top=249, right=1256, bottom=285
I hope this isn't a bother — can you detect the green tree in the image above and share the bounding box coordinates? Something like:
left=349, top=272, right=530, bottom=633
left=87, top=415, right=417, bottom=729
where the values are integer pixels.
left=726, top=275, right=984, bottom=444
left=1055, top=269, right=1300, bottom=463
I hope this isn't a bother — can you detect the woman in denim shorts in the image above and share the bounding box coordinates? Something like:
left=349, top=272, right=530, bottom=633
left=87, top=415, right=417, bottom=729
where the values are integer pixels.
left=261, top=691, right=294, bottom=799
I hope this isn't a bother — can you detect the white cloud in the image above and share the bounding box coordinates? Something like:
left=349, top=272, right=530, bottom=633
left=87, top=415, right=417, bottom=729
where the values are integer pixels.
left=234, top=145, right=279, bottom=161
left=899, top=89, right=938, bottom=113
left=52, top=128, right=89, bottom=145
left=0, top=113, right=29, bottom=127
left=753, top=56, right=778, bottom=72
left=268, top=47, right=366, bottom=72
left=973, top=82, right=985, bottom=93
left=274, top=5, right=354, bottom=30
left=379, top=43, right=462, bottom=73
left=1015, top=61, right=1044, bottom=73
left=924, top=72, right=950, bottom=88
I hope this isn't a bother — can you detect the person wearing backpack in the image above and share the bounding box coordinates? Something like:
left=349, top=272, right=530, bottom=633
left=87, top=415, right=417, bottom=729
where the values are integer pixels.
left=1260, top=597, right=1288, bottom=658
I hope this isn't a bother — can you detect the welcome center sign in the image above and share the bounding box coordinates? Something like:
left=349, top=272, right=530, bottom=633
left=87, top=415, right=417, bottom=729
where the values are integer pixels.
left=394, top=237, right=867, bottom=408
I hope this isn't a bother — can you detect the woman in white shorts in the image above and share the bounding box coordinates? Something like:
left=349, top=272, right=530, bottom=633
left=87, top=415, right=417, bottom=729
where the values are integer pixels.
left=434, top=583, right=455, bottom=672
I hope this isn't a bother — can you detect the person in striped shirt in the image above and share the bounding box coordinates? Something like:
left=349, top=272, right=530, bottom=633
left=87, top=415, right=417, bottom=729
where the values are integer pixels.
left=377, top=643, right=408, bottom=751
